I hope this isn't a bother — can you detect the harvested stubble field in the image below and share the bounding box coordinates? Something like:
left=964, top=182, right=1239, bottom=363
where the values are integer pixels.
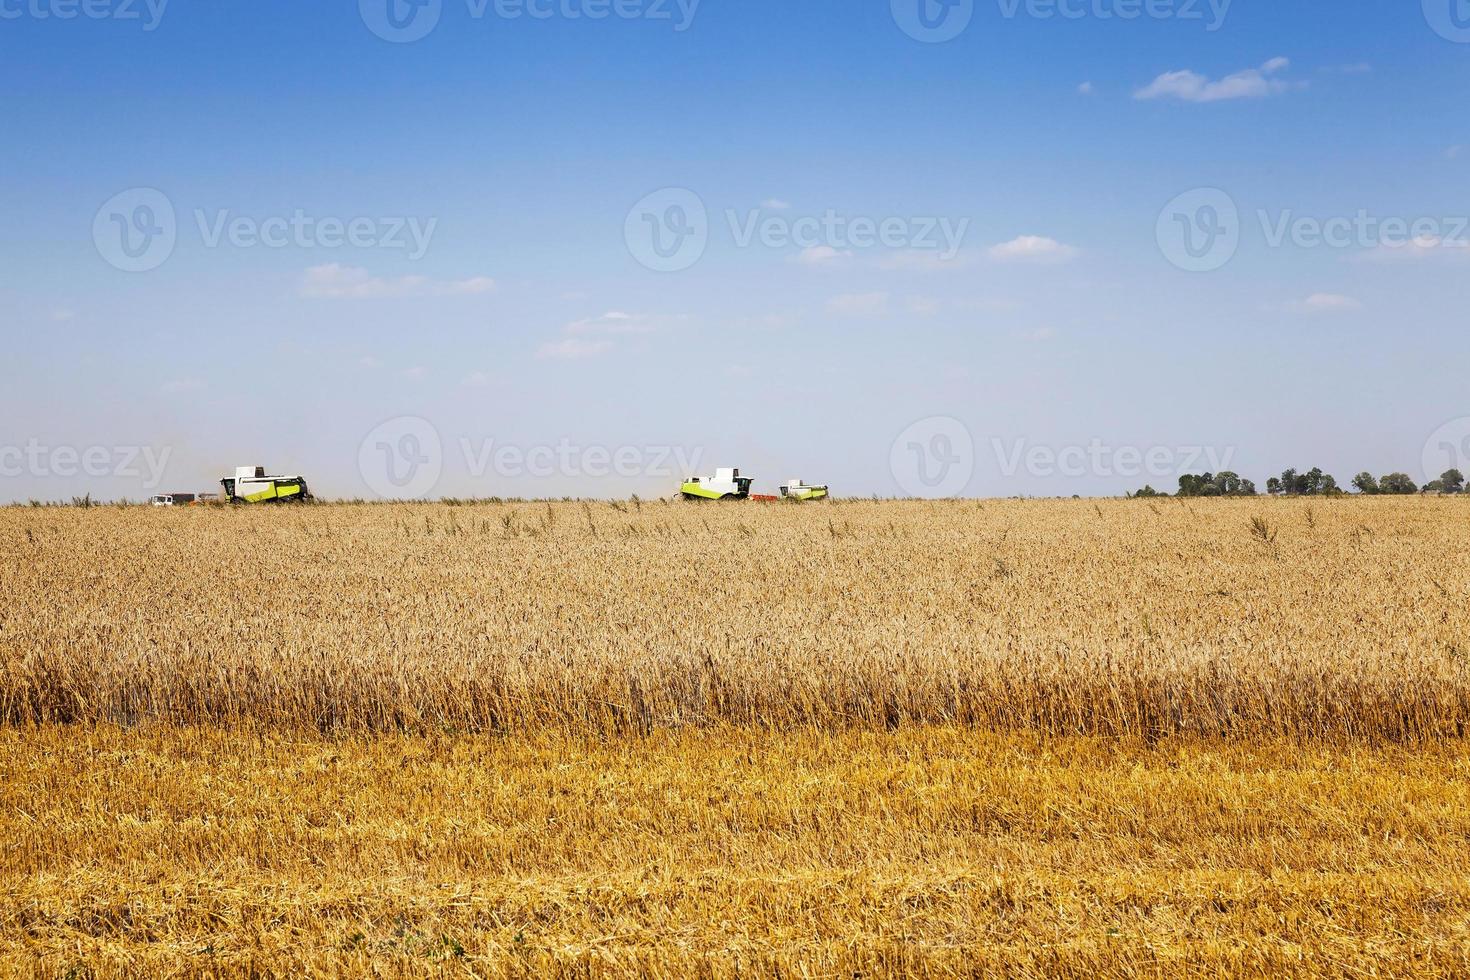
left=2, top=497, right=1470, bottom=977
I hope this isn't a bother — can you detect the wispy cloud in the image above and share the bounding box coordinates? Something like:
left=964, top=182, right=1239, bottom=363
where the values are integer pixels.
left=1289, top=293, right=1362, bottom=314
left=987, top=235, right=1079, bottom=263
left=793, top=244, right=853, bottom=267
left=761, top=198, right=791, bottom=210
left=1357, top=236, right=1470, bottom=263
left=538, top=310, right=669, bottom=360
left=1135, top=57, right=1300, bottom=103
left=300, top=264, right=496, bottom=299
left=564, top=311, right=654, bottom=335
left=536, top=337, right=613, bottom=360
left=161, top=378, right=205, bottom=394
left=1077, top=81, right=1095, bottom=96
left=825, top=292, right=889, bottom=316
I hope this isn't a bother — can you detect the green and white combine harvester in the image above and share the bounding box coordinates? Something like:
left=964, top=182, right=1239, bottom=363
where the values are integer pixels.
left=779, top=478, right=830, bottom=502
left=680, top=467, right=828, bottom=502
left=221, top=465, right=311, bottom=503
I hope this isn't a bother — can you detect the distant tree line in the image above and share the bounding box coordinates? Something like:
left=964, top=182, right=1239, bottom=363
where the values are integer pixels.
left=1130, top=467, right=1465, bottom=498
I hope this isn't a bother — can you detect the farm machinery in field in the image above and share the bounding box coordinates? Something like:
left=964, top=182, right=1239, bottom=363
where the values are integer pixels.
left=779, top=478, right=829, bottom=502
left=221, top=465, right=311, bottom=503
left=680, top=467, right=828, bottom=502
left=680, top=467, right=754, bottom=500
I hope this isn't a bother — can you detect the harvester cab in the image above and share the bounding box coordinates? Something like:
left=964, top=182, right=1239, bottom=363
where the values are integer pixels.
left=680, top=467, right=754, bottom=501
left=222, top=465, right=311, bottom=504
left=779, top=478, right=829, bottom=502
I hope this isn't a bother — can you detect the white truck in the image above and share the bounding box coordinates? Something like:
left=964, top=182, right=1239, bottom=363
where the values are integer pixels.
left=149, top=492, right=198, bottom=507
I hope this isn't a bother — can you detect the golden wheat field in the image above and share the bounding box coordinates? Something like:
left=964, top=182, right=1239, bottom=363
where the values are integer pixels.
left=3, top=497, right=1470, bottom=977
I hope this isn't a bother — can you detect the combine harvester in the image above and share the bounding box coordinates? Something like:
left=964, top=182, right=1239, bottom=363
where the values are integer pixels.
left=679, top=467, right=828, bottom=502
left=778, top=478, right=829, bottom=502
left=221, top=465, right=311, bottom=503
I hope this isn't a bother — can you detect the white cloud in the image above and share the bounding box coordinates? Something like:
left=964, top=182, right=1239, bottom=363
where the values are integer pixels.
left=50, top=308, right=76, bottom=322
left=463, top=371, right=491, bottom=387
left=536, top=338, right=613, bottom=360
left=825, top=292, right=889, bottom=316
left=447, top=277, right=497, bottom=294
left=300, top=264, right=496, bottom=299
left=987, top=235, right=1079, bottom=263
left=539, top=310, right=673, bottom=360
left=1022, top=326, right=1057, bottom=342
left=954, top=297, right=1025, bottom=313
left=403, top=366, right=429, bottom=380
left=358, top=355, right=382, bottom=369
left=1322, top=63, right=1372, bottom=75
left=564, top=311, right=654, bottom=335
left=761, top=198, right=791, bottom=210
left=1358, top=236, right=1470, bottom=263
left=1077, top=81, right=1095, bottom=96
left=1135, top=57, right=1300, bottom=103
left=1290, top=293, right=1362, bottom=314
left=1447, top=145, right=1463, bottom=160
left=793, top=244, right=853, bottom=267
left=161, top=379, right=205, bottom=394
left=906, top=296, right=941, bottom=315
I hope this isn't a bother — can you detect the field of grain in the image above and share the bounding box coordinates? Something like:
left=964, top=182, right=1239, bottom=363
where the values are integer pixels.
left=3, top=498, right=1469, bottom=976
left=5, top=497, right=1470, bottom=739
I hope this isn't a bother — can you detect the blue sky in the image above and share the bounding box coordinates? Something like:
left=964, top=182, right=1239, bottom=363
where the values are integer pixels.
left=3, top=0, right=1469, bottom=500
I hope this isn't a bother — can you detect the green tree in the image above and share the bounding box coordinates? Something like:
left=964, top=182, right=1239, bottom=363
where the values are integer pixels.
left=1441, top=469, right=1465, bottom=494
left=1352, top=472, right=1379, bottom=495
left=1379, top=472, right=1419, bottom=495
left=1176, top=472, right=1257, bottom=497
